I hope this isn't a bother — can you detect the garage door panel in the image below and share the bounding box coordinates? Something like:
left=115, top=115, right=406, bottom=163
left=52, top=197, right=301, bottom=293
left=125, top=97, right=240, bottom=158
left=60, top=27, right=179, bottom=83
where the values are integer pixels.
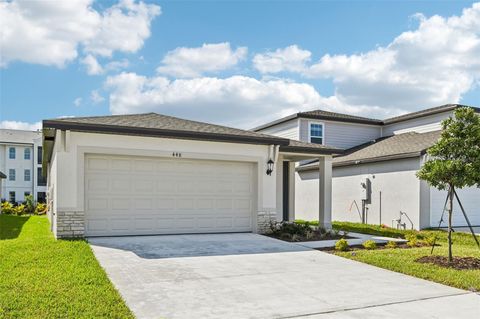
left=85, top=154, right=255, bottom=236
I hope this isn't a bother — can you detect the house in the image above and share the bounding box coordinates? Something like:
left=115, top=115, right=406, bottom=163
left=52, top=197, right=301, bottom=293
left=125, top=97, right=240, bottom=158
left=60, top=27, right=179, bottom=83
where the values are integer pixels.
left=0, top=171, right=6, bottom=209
left=0, top=129, right=47, bottom=203
left=42, top=113, right=342, bottom=238
left=253, top=104, right=480, bottom=230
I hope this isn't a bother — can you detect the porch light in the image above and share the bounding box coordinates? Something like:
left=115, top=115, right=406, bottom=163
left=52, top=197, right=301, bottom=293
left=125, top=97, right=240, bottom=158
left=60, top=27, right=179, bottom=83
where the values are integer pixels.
left=266, top=159, right=274, bottom=176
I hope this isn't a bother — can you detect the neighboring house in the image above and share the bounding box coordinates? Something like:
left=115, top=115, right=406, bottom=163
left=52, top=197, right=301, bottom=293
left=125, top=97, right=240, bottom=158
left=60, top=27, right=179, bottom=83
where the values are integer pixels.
left=42, top=113, right=341, bottom=238
left=253, top=104, right=480, bottom=229
left=0, top=129, right=47, bottom=204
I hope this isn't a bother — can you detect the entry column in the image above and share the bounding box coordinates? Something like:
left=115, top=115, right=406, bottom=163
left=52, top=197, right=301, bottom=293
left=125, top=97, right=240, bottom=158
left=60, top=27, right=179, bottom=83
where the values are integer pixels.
left=318, top=156, right=332, bottom=229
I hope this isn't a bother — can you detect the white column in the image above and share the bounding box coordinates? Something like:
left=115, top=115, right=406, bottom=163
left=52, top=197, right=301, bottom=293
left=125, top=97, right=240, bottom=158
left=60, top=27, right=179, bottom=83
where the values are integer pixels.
left=288, top=161, right=296, bottom=221
left=318, top=156, right=332, bottom=229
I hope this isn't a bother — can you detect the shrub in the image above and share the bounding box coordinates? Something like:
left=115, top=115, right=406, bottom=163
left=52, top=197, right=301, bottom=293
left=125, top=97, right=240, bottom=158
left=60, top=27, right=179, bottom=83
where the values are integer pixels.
left=14, top=204, right=26, bottom=216
left=268, top=221, right=313, bottom=237
left=35, top=203, right=47, bottom=215
left=362, top=240, right=377, bottom=250
left=405, top=233, right=418, bottom=247
left=423, top=234, right=437, bottom=247
left=24, top=195, right=35, bottom=214
left=1, top=201, right=15, bottom=214
left=385, top=241, right=397, bottom=249
left=335, top=238, right=349, bottom=251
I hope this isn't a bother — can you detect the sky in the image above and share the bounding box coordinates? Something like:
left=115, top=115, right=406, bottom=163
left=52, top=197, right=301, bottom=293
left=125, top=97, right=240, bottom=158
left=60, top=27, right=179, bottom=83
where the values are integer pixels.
left=1, top=0, right=479, bottom=130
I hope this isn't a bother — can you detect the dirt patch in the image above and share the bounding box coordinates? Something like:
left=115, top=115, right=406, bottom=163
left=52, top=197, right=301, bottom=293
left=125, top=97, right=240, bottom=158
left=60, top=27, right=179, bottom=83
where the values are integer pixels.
left=416, top=255, right=480, bottom=270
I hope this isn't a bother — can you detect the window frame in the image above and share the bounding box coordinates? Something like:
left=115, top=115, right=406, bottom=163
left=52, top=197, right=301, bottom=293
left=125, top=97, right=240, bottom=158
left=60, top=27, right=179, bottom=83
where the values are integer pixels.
left=37, top=167, right=46, bottom=186
left=308, top=121, right=325, bottom=145
left=24, top=169, right=31, bottom=182
left=9, top=191, right=15, bottom=203
left=9, top=147, right=15, bottom=159
left=9, top=169, right=15, bottom=181
left=37, top=146, right=43, bottom=165
left=24, top=148, right=31, bottom=160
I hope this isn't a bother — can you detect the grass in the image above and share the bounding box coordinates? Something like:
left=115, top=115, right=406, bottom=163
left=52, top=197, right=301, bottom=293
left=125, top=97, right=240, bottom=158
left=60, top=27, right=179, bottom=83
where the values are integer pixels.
left=0, top=215, right=134, bottom=318
left=325, top=221, right=480, bottom=291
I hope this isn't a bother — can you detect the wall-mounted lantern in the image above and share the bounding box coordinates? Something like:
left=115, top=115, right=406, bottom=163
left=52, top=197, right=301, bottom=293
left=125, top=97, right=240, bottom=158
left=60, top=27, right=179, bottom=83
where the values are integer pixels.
left=266, top=159, right=274, bottom=176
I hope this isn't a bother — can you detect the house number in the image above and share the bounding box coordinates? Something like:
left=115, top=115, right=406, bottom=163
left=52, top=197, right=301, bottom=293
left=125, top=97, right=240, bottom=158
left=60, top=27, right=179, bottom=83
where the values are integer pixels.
left=172, top=152, right=182, bottom=157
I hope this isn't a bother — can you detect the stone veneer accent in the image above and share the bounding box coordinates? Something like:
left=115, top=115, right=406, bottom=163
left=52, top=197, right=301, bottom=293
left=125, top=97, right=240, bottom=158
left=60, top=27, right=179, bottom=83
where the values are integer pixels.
left=257, top=211, right=277, bottom=233
left=56, top=211, right=85, bottom=238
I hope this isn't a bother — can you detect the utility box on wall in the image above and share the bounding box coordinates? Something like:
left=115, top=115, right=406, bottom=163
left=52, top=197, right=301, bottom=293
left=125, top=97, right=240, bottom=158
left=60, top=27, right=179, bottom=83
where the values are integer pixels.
left=360, top=177, right=371, bottom=203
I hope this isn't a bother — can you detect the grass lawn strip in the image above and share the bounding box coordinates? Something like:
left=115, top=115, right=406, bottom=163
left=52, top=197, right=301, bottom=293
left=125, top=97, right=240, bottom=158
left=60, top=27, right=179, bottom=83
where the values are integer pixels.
left=327, top=221, right=480, bottom=291
left=0, top=215, right=134, bottom=318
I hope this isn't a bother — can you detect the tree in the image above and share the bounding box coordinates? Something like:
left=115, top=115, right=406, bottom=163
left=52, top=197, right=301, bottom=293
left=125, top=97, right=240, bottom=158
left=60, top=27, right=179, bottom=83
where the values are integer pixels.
left=417, top=107, right=480, bottom=263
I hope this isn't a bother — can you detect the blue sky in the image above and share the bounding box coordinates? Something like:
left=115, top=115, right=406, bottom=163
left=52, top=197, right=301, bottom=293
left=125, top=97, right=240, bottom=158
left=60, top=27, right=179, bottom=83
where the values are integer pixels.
left=1, top=0, right=479, bottom=129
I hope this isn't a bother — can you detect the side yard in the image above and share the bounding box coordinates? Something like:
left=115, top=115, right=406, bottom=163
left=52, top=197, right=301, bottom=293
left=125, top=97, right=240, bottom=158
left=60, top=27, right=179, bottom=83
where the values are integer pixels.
left=0, top=215, right=133, bottom=318
left=328, top=221, right=480, bottom=291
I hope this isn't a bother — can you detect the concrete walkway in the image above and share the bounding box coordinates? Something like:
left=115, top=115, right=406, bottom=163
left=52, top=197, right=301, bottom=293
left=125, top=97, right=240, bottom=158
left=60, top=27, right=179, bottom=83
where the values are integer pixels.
left=89, top=233, right=480, bottom=319
left=296, top=231, right=406, bottom=249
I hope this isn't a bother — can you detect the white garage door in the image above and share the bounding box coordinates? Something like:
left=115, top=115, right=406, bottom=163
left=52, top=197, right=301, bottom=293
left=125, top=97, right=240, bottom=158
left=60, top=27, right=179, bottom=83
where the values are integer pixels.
left=84, top=154, right=255, bottom=236
left=430, top=187, right=480, bottom=227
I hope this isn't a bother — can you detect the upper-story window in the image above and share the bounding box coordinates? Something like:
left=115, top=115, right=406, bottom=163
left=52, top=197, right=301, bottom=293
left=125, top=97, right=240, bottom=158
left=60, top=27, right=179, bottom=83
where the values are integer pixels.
left=37, top=167, right=46, bottom=186
left=24, top=148, right=31, bottom=160
left=309, top=123, right=324, bottom=144
left=24, top=169, right=31, bottom=182
left=37, top=146, right=43, bottom=164
left=9, top=147, right=15, bottom=159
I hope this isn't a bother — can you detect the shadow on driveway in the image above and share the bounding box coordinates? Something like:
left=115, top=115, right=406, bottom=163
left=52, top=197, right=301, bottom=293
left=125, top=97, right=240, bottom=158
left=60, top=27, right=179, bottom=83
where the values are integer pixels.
left=88, top=233, right=310, bottom=259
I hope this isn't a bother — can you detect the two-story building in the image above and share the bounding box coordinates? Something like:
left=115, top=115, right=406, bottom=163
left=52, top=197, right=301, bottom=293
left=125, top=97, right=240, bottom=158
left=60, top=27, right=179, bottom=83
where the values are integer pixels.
left=253, top=104, right=480, bottom=230
left=0, top=129, right=47, bottom=203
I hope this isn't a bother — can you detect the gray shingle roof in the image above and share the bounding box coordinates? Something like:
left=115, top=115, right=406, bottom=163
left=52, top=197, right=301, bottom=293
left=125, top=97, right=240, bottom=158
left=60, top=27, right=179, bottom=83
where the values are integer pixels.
left=43, top=113, right=342, bottom=154
left=383, top=104, right=479, bottom=124
left=298, top=130, right=441, bottom=170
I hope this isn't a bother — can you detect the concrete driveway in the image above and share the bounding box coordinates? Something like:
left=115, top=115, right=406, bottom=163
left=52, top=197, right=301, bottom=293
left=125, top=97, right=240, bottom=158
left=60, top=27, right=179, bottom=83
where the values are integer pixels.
left=89, top=233, right=480, bottom=319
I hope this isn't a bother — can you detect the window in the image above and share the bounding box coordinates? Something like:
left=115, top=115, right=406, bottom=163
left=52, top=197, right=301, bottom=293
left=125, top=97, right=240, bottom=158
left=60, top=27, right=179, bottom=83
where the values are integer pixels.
left=24, top=192, right=30, bottom=198
left=37, top=146, right=43, bottom=164
left=9, top=169, right=15, bottom=181
left=24, top=169, right=31, bottom=181
left=9, top=191, right=15, bottom=203
left=309, top=123, right=324, bottom=144
left=24, top=148, right=31, bottom=160
left=37, top=167, right=46, bottom=186
left=37, top=192, right=46, bottom=203
left=9, top=147, right=15, bottom=159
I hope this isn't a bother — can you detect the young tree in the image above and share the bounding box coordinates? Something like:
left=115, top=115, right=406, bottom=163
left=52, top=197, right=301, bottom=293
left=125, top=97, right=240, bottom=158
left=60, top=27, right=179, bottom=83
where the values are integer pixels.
left=417, top=107, right=480, bottom=263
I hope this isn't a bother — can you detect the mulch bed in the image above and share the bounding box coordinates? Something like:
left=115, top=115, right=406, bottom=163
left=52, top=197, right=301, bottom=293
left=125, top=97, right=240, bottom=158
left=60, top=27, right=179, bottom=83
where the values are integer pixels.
left=415, top=256, right=480, bottom=270
left=267, top=234, right=353, bottom=242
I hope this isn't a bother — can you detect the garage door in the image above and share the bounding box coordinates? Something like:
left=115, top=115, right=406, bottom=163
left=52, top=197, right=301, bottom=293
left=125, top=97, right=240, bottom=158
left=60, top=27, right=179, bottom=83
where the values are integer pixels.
left=430, top=187, right=480, bottom=227
left=84, top=154, right=255, bottom=236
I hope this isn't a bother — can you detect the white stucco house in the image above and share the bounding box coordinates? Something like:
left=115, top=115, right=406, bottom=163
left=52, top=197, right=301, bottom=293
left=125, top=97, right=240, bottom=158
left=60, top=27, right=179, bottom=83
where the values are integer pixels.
left=254, top=104, right=480, bottom=230
left=0, top=129, right=47, bottom=204
left=42, top=113, right=341, bottom=238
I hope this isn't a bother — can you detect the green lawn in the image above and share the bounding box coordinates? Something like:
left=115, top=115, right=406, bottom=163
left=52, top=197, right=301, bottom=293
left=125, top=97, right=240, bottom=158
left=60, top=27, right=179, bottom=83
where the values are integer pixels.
left=330, top=221, right=480, bottom=291
left=0, top=215, right=134, bottom=318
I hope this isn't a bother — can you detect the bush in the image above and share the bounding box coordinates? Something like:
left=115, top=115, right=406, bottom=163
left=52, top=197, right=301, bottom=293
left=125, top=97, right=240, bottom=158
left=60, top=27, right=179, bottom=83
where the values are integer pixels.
left=385, top=241, right=398, bottom=249
left=268, top=220, right=313, bottom=237
left=335, top=238, right=349, bottom=251
left=405, top=233, right=418, bottom=247
left=423, top=234, right=437, bottom=247
left=1, top=201, right=15, bottom=214
left=14, top=204, right=26, bottom=216
left=24, top=195, right=35, bottom=214
left=35, top=203, right=47, bottom=215
left=362, top=240, right=377, bottom=250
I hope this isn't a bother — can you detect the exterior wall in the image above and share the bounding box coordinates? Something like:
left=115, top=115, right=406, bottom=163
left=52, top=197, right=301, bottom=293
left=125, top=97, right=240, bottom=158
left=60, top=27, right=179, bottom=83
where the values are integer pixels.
left=299, top=119, right=381, bottom=149
left=256, top=119, right=299, bottom=140
left=48, top=130, right=282, bottom=238
left=382, top=111, right=453, bottom=136
left=0, top=129, right=46, bottom=203
left=296, top=158, right=424, bottom=229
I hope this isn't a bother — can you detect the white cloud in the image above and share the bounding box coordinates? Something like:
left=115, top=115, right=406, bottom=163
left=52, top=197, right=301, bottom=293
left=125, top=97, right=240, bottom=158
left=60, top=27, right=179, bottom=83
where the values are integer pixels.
left=105, top=72, right=394, bottom=128
left=0, top=120, right=42, bottom=131
left=81, top=54, right=103, bottom=75
left=157, top=43, right=248, bottom=78
left=303, top=3, right=480, bottom=111
left=0, top=0, right=160, bottom=68
left=253, top=45, right=311, bottom=74
left=74, top=97, right=82, bottom=107
left=90, top=90, right=105, bottom=104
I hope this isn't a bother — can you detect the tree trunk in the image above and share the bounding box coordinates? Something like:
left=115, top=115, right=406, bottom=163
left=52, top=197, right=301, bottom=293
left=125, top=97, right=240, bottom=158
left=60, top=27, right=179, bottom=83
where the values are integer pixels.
left=448, top=185, right=454, bottom=264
